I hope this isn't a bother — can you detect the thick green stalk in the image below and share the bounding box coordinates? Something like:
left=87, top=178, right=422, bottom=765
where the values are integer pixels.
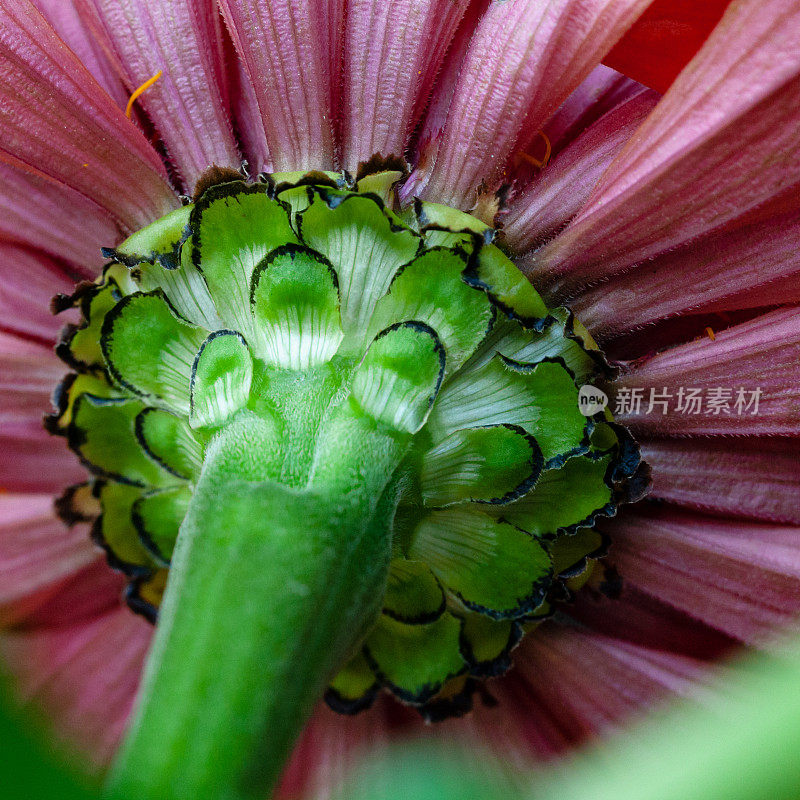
left=106, top=412, right=405, bottom=800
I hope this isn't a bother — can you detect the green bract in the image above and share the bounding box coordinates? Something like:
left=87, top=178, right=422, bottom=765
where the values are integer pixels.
left=49, top=166, right=647, bottom=721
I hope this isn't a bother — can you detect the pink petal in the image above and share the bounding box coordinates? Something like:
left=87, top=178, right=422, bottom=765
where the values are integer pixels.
left=0, top=1, right=177, bottom=230
left=533, top=0, right=800, bottom=298
left=473, top=624, right=712, bottom=758
left=0, top=153, right=122, bottom=269
left=0, top=244, right=79, bottom=341
left=399, top=0, right=491, bottom=202
left=0, top=422, right=85, bottom=494
left=573, top=206, right=800, bottom=337
left=30, top=0, right=128, bottom=106
left=641, top=438, right=800, bottom=524
left=74, top=0, right=241, bottom=191
left=612, top=307, right=800, bottom=436
left=503, top=88, right=658, bottom=253
left=277, top=703, right=393, bottom=800
left=341, top=0, right=470, bottom=170
left=0, top=334, right=82, bottom=493
left=0, top=493, right=95, bottom=617
left=602, top=506, right=800, bottom=646
left=541, top=64, right=646, bottom=154
left=0, top=332, right=65, bottom=416
left=6, top=557, right=125, bottom=629
left=1, top=600, right=151, bottom=768
left=568, top=583, right=737, bottom=662
left=1, top=328, right=64, bottom=393
left=218, top=0, right=341, bottom=171
left=230, top=55, right=269, bottom=174
left=414, top=0, right=651, bottom=209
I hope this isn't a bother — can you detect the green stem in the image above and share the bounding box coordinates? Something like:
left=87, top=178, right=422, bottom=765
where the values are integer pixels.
left=106, top=411, right=405, bottom=800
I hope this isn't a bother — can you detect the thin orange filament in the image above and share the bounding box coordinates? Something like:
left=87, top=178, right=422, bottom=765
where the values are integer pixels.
left=518, top=131, right=552, bottom=170
left=125, top=70, right=163, bottom=119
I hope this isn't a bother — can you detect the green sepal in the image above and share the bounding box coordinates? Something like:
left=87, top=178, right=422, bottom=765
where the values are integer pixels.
left=416, top=676, right=478, bottom=723
left=355, top=155, right=407, bottom=205
left=419, top=424, right=543, bottom=507
left=352, top=322, right=445, bottom=433
left=589, top=421, right=651, bottom=501
left=325, top=651, right=379, bottom=715
left=125, top=569, right=168, bottom=623
left=69, top=394, right=180, bottom=487
left=56, top=280, right=124, bottom=374
left=414, top=200, right=490, bottom=237
left=458, top=612, right=522, bottom=678
left=92, top=481, right=160, bottom=575
left=354, top=170, right=405, bottom=204
left=133, top=485, right=192, bottom=565
left=549, top=527, right=608, bottom=578
left=297, top=189, right=421, bottom=341
left=190, top=183, right=299, bottom=342
left=462, top=242, right=549, bottom=326
left=551, top=307, right=611, bottom=380
left=45, top=372, right=121, bottom=434
left=363, top=612, right=466, bottom=705
left=491, top=309, right=609, bottom=384
left=54, top=481, right=101, bottom=526
left=428, top=356, right=588, bottom=463
left=135, top=407, right=203, bottom=481
left=496, top=453, right=615, bottom=537
left=369, top=247, right=493, bottom=375
left=133, top=242, right=222, bottom=331
left=189, top=331, right=253, bottom=429
left=101, top=291, right=207, bottom=414
left=270, top=172, right=344, bottom=218
left=104, top=205, right=192, bottom=270
left=382, top=558, right=446, bottom=624
left=266, top=170, right=343, bottom=191
left=249, top=244, right=343, bottom=368
left=408, top=508, right=553, bottom=619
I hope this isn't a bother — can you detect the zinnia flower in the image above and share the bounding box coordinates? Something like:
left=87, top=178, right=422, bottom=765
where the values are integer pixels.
left=1, top=0, right=799, bottom=798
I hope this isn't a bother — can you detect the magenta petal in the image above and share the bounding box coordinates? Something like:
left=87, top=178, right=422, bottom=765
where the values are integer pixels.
left=603, top=507, right=800, bottom=646
left=534, top=0, right=800, bottom=297
left=277, top=704, right=392, bottom=800
left=504, top=88, right=658, bottom=253
left=230, top=57, right=269, bottom=174
left=0, top=333, right=82, bottom=493
left=341, top=0, right=469, bottom=170
left=1, top=602, right=151, bottom=768
left=641, top=438, right=800, bottom=525
left=415, top=0, right=651, bottom=209
left=75, top=0, right=241, bottom=191
left=31, top=0, right=127, bottom=106
left=574, top=207, right=800, bottom=337
left=568, top=584, right=736, bottom=662
left=481, top=625, right=710, bottom=757
left=540, top=64, right=644, bottom=154
left=0, top=332, right=65, bottom=418
left=0, top=2, right=177, bottom=230
left=219, top=0, right=341, bottom=171
left=399, top=0, right=490, bottom=203
left=613, top=308, right=800, bottom=436
left=0, top=244, right=79, bottom=341
left=0, top=154, right=122, bottom=269
left=0, top=422, right=84, bottom=495
left=0, top=494, right=95, bottom=615
left=6, top=558, right=125, bottom=629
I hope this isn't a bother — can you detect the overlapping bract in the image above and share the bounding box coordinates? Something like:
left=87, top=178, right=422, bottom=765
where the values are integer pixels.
left=48, top=167, right=645, bottom=719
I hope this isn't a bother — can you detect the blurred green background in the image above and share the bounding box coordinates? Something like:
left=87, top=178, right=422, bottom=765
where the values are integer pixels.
left=3, top=637, right=800, bottom=800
